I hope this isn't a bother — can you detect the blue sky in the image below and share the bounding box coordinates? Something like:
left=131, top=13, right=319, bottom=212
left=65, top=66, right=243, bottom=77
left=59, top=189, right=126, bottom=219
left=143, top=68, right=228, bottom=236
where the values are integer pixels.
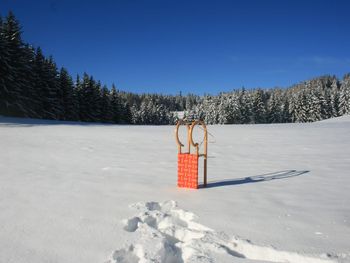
left=1, top=0, right=350, bottom=94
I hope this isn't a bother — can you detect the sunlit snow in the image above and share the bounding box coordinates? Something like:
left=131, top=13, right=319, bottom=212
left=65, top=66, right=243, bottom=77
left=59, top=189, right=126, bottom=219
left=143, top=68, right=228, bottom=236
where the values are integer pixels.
left=0, top=116, right=349, bottom=263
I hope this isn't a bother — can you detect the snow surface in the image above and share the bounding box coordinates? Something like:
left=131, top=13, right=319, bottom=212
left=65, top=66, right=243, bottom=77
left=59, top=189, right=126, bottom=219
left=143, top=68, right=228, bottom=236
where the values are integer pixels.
left=0, top=116, right=349, bottom=263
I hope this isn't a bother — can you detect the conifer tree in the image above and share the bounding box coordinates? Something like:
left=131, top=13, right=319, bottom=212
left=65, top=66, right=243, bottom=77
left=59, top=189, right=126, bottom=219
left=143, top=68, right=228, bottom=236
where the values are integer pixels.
left=45, top=56, right=62, bottom=119
left=268, top=90, right=283, bottom=123
left=238, top=89, right=251, bottom=124
left=1, top=12, right=27, bottom=116
left=100, top=85, right=112, bottom=122
left=75, top=74, right=84, bottom=121
left=330, top=78, right=340, bottom=117
left=32, top=48, right=57, bottom=119
left=339, top=74, right=350, bottom=115
left=59, top=67, right=77, bottom=120
left=110, top=84, right=121, bottom=123
left=0, top=15, right=11, bottom=115
left=20, top=44, right=40, bottom=118
left=251, top=89, right=266, bottom=123
left=78, top=73, right=97, bottom=121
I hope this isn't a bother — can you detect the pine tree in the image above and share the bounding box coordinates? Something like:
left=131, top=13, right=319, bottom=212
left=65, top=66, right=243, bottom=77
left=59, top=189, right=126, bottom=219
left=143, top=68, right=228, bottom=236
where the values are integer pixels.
left=330, top=78, right=340, bottom=117
left=130, top=103, right=140, bottom=124
left=339, top=74, right=350, bottom=115
left=77, top=73, right=101, bottom=122
left=59, top=67, right=78, bottom=120
left=1, top=11, right=27, bottom=116
left=288, top=92, right=298, bottom=122
left=99, top=85, right=112, bottom=122
left=20, top=44, right=40, bottom=118
left=238, top=89, right=251, bottom=124
left=32, top=48, right=58, bottom=119
left=75, top=74, right=84, bottom=121
left=0, top=15, right=12, bottom=115
left=308, top=89, right=322, bottom=122
left=93, top=80, right=102, bottom=121
left=251, top=89, right=267, bottom=123
left=110, top=84, right=121, bottom=123
left=294, top=91, right=308, bottom=122
left=45, top=56, right=62, bottom=119
left=267, top=90, right=283, bottom=123
left=281, top=93, right=291, bottom=123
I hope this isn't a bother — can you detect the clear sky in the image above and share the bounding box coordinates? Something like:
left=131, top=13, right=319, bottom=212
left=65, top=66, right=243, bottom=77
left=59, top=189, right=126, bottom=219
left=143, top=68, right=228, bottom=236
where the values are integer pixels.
left=1, top=0, right=350, bottom=94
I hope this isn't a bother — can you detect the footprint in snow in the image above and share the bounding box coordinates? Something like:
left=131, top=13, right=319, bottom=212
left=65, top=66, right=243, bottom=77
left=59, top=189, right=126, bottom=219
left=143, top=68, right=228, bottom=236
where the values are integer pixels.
left=106, top=201, right=338, bottom=263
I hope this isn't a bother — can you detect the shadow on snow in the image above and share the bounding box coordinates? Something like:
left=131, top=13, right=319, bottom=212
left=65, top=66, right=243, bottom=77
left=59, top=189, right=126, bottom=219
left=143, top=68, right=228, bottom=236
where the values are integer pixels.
left=200, top=170, right=309, bottom=188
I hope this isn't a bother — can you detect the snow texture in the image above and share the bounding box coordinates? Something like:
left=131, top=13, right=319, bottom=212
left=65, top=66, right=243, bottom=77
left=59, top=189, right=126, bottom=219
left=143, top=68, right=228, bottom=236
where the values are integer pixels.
left=107, top=200, right=337, bottom=263
left=0, top=115, right=350, bottom=263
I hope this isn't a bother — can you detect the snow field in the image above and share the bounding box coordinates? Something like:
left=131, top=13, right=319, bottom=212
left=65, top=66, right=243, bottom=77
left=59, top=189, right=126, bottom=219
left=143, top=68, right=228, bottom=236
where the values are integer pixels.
left=0, top=116, right=349, bottom=263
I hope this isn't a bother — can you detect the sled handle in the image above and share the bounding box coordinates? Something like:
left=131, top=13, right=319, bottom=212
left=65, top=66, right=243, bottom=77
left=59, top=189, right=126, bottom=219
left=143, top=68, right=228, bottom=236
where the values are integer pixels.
left=175, top=119, right=191, bottom=154
left=189, top=120, right=207, bottom=156
left=189, top=120, right=208, bottom=186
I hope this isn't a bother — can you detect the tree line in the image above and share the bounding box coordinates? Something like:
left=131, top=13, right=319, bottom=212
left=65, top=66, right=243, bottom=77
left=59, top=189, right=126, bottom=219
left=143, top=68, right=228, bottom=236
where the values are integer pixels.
left=1, top=12, right=349, bottom=125
left=189, top=75, right=350, bottom=124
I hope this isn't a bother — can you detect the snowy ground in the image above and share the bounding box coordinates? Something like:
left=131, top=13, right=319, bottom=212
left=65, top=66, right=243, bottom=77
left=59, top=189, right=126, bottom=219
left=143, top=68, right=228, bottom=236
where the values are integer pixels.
left=0, top=115, right=349, bottom=263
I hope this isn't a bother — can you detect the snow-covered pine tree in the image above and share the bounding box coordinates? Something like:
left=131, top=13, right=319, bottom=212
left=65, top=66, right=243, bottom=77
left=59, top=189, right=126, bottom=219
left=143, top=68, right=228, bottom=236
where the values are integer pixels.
left=238, top=88, right=252, bottom=124
left=130, top=103, right=140, bottom=124
left=294, top=90, right=309, bottom=122
left=308, top=88, right=322, bottom=122
left=139, top=98, right=151, bottom=124
left=185, top=94, right=197, bottom=111
left=322, top=89, right=332, bottom=120
left=288, top=91, right=298, bottom=123
left=281, top=93, right=291, bottom=123
left=202, top=96, right=218, bottom=124
left=225, top=92, right=241, bottom=124
left=330, top=77, right=340, bottom=117
left=339, top=74, right=350, bottom=115
left=267, top=89, right=283, bottom=123
left=251, top=89, right=267, bottom=123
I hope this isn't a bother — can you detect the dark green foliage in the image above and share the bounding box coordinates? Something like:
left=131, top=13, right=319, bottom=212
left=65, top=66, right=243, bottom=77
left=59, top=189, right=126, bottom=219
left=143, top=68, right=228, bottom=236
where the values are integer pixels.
left=0, top=12, right=26, bottom=116
left=58, top=67, right=78, bottom=120
left=110, top=85, right=121, bottom=123
left=0, top=15, right=11, bottom=114
left=99, top=85, right=112, bottom=122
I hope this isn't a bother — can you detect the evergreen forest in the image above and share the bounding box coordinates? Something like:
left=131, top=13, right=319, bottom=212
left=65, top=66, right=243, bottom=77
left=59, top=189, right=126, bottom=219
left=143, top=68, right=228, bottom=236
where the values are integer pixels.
left=1, top=12, right=350, bottom=125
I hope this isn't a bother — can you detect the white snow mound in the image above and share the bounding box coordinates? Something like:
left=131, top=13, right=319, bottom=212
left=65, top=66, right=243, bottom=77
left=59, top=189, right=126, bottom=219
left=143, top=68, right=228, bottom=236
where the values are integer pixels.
left=106, top=201, right=337, bottom=263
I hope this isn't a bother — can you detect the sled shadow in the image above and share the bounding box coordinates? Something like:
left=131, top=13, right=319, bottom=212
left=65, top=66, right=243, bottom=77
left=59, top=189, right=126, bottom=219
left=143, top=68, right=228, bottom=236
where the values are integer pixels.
left=201, top=170, right=309, bottom=188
